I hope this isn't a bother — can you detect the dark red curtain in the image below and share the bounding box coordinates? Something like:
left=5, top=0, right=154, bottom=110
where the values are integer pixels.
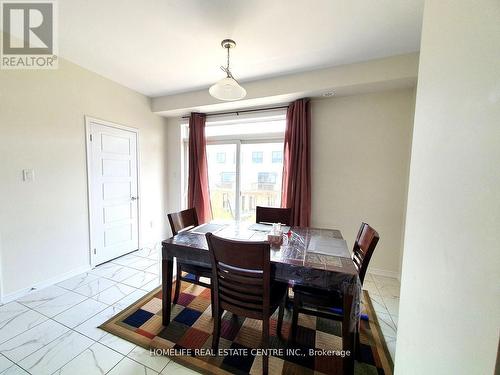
left=188, top=113, right=212, bottom=223
left=281, top=99, right=311, bottom=226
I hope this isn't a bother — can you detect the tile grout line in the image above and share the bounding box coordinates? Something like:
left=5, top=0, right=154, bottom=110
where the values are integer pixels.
left=12, top=311, right=130, bottom=374
left=56, top=274, right=100, bottom=292
left=71, top=279, right=119, bottom=299
left=0, top=307, right=50, bottom=347
left=125, top=354, right=170, bottom=374
left=368, top=273, right=400, bottom=355
left=0, top=248, right=161, bottom=375
left=1, top=322, right=70, bottom=364
left=18, top=330, right=94, bottom=375
left=0, top=293, right=117, bottom=365
left=98, top=333, right=136, bottom=357
left=53, top=330, right=128, bottom=375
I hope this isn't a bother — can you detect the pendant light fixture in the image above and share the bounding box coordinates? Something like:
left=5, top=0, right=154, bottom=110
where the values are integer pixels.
left=209, top=39, right=247, bottom=101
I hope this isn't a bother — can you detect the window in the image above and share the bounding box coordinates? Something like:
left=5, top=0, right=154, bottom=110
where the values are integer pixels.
left=272, top=151, right=283, bottom=163
left=258, top=172, right=277, bottom=184
left=206, top=144, right=237, bottom=220
left=252, top=151, right=263, bottom=163
left=221, top=172, right=235, bottom=183
left=216, top=152, right=226, bottom=163
left=181, top=112, right=285, bottom=222
left=257, top=172, right=277, bottom=190
left=205, top=119, right=285, bottom=137
left=222, top=193, right=230, bottom=209
left=240, top=143, right=283, bottom=222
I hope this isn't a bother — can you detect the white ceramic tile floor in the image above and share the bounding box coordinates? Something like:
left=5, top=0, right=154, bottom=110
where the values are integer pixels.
left=98, top=333, right=136, bottom=356
left=19, top=331, right=93, bottom=375
left=56, top=273, right=99, bottom=291
left=73, top=306, right=123, bottom=341
left=161, top=360, right=200, bottom=374
left=73, top=278, right=116, bottom=298
left=144, top=263, right=160, bottom=275
left=54, top=342, right=123, bottom=375
left=127, top=346, right=170, bottom=372
left=0, top=320, right=69, bottom=362
left=141, top=279, right=162, bottom=293
left=2, top=364, right=30, bottom=375
left=17, top=287, right=68, bottom=309
left=364, top=272, right=400, bottom=361
left=0, top=246, right=399, bottom=374
left=106, top=357, right=159, bottom=375
left=112, top=289, right=150, bottom=311
left=0, top=246, right=194, bottom=375
left=32, top=292, right=87, bottom=318
left=53, top=299, right=108, bottom=328
left=120, top=271, right=157, bottom=289
left=0, top=305, right=48, bottom=344
left=0, top=355, right=14, bottom=372
left=92, top=284, right=137, bottom=305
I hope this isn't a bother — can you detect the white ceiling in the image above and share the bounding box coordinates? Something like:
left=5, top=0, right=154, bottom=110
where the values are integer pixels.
left=59, top=0, right=423, bottom=97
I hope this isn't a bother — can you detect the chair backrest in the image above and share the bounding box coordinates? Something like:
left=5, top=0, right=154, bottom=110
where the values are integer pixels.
left=352, top=223, right=380, bottom=284
left=167, top=208, right=199, bottom=236
left=255, top=206, right=292, bottom=226
left=205, top=233, right=271, bottom=320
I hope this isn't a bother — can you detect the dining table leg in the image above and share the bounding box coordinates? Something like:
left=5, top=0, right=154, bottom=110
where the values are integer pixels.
left=162, top=256, right=174, bottom=326
left=342, top=291, right=355, bottom=375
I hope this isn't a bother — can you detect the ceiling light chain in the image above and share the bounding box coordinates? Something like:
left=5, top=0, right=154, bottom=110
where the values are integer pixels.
left=220, top=46, right=233, bottom=79
left=209, top=39, right=246, bottom=101
left=220, top=41, right=234, bottom=79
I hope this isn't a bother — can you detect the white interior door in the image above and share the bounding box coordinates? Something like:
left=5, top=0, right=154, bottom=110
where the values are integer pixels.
left=88, top=120, right=139, bottom=265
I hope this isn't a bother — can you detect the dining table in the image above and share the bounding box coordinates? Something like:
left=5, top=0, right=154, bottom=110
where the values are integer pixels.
left=161, top=221, right=361, bottom=374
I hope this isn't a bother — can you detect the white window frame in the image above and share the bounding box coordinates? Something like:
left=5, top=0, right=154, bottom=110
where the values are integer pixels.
left=180, top=111, right=286, bottom=220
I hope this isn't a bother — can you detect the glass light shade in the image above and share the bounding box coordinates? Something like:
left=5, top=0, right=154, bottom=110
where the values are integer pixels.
left=209, top=77, right=247, bottom=101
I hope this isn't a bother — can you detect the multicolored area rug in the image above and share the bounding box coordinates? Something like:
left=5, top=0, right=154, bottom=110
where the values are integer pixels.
left=100, top=279, right=393, bottom=375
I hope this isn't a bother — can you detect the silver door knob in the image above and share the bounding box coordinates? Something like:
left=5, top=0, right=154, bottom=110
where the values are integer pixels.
left=131, top=196, right=138, bottom=201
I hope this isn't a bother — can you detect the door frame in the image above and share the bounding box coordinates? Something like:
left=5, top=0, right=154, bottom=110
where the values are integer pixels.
left=84, top=116, right=141, bottom=267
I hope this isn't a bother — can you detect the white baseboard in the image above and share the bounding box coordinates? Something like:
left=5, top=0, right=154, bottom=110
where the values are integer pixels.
left=1, top=264, right=92, bottom=304
left=368, top=267, right=401, bottom=281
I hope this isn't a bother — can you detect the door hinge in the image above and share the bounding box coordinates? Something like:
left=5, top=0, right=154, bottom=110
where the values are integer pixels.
left=89, top=134, right=93, bottom=142
left=93, top=248, right=96, bottom=254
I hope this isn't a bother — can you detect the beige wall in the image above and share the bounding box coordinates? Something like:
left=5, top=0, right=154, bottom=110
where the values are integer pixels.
left=165, top=117, right=184, bottom=226
left=396, top=1, right=500, bottom=374
left=311, top=89, right=414, bottom=275
left=0, top=58, right=168, bottom=298
left=165, top=88, right=415, bottom=275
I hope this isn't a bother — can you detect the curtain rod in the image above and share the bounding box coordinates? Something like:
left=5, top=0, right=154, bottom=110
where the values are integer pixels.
left=181, top=105, right=288, bottom=119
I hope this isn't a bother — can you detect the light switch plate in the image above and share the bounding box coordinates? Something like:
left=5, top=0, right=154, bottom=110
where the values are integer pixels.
left=23, top=169, right=35, bottom=182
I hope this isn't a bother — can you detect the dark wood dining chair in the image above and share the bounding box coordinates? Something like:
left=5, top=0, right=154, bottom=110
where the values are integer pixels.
left=256, top=206, right=293, bottom=307
left=256, top=206, right=292, bottom=226
left=290, top=222, right=380, bottom=349
left=167, top=208, right=214, bottom=312
left=206, top=233, right=287, bottom=375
